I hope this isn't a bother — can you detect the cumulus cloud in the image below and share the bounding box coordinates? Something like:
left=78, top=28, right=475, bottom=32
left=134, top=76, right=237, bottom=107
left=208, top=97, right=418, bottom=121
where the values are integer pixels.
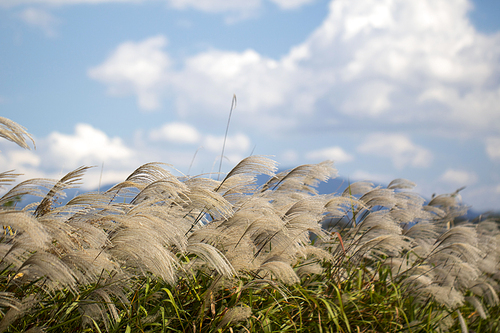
left=47, top=123, right=133, bottom=169
left=18, top=7, right=59, bottom=37
left=0, top=149, right=41, bottom=174
left=357, top=133, right=433, bottom=169
left=204, top=133, right=251, bottom=153
left=440, top=169, right=478, bottom=186
left=486, top=137, right=500, bottom=161
left=269, top=0, right=315, bottom=10
left=88, top=35, right=170, bottom=110
left=170, top=49, right=292, bottom=116
left=0, top=124, right=138, bottom=191
left=305, top=146, right=353, bottom=163
left=87, top=0, right=500, bottom=135
left=149, top=122, right=201, bottom=144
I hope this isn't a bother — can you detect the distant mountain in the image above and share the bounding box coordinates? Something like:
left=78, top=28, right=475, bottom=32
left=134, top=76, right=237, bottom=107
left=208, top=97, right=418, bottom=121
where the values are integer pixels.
left=12, top=172, right=491, bottom=221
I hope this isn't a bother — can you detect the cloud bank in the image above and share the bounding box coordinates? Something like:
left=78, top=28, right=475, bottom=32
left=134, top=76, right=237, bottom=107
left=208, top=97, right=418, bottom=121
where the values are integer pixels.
left=88, top=0, right=500, bottom=138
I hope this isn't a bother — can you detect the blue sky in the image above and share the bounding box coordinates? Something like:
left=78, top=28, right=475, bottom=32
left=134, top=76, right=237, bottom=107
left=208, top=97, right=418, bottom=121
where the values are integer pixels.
left=0, top=0, right=499, bottom=212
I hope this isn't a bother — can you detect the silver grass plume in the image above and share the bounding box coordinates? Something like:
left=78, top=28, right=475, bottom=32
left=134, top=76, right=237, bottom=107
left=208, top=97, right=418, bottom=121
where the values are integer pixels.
left=342, top=181, right=375, bottom=197
left=0, top=292, right=21, bottom=311
left=251, top=197, right=327, bottom=268
left=17, top=252, right=78, bottom=293
left=257, top=260, right=300, bottom=285
left=387, top=178, right=416, bottom=190
left=295, top=246, right=335, bottom=277
left=457, top=309, right=468, bottom=333
left=0, top=295, right=38, bottom=333
left=470, top=279, right=500, bottom=307
left=34, top=166, right=91, bottom=218
left=217, top=155, right=277, bottom=191
left=105, top=203, right=189, bottom=284
left=0, top=116, right=35, bottom=150
left=262, top=161, right=336, bottom=195
left=183, top=177, right=233, bottom=222
left=465, top=296, right=488, bottom=319
left=130, top=177, right=189, bottom=205
left=188, top=197, right=280, bottom=271
left=427, top=188, right=469, bottom=228
left=359, top=188, right=400, bottom=209
left=0, top=170, right=20, bottom=187
left=475, top=220, right=500, bottom=276
left=218, top=173, right=260, bottom=205
left=79, top=282, right=129, bottom=332
left=103, top=162, right=179, bottom=203
left=324, top=196, right=367, bottom=220
left=60, top=249, right=121, bottom=286
left=186, top=242, right=236, bottom=277
left=124, top=162, right=177, bottom=186
left=282, top=196, right=329, bottom=239
left=0, top=210, right=51, bottom=251
left=0, top=177, right=57, bottom=208
left=346, top=211, right=409, bottom=261
left=217, top=305, right=252, bottom=329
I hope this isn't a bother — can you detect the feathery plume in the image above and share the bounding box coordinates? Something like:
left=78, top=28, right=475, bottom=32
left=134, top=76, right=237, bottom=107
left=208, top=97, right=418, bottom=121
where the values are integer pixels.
left=342, top=181, right=374, bottom=197
left=0, top=116, right=35, bottom=150
left=217, top=305, right=252, bottom=329
left=186, top=242, right=236, bottom=277
left=34, top=166, right=91, bottom=218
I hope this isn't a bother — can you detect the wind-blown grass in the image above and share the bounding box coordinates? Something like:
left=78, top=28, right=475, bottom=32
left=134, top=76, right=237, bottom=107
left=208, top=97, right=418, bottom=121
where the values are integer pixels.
left=0, top=117, right=499, bottom=332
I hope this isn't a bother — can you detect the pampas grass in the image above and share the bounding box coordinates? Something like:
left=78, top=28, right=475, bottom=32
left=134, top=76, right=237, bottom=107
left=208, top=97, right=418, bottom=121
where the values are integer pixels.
left=0, top=116, right=499, bottom=332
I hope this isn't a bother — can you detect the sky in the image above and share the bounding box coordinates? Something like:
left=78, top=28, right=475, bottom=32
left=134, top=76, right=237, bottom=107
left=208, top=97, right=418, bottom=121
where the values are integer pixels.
left=0, top=0, right=499, bottom=212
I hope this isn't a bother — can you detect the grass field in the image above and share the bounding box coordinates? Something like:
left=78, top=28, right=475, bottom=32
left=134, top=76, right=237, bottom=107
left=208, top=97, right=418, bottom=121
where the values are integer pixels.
left=0, top=116, right=499, bottom=332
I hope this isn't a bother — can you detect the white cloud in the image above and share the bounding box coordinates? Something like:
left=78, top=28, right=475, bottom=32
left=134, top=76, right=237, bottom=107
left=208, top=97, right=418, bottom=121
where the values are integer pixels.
left=350, top=170, right=394, bottom=184
left=0, top=125, right=136, bottom=191
left=306, top=146, right=353, bottom=163
left=149, top=122, right=201, bottom=144
left=280, top=149, right=299, bottom=165
left=183, top=0, right=496, bottom=132
left=88, top=35, right=170, bottom=110
left=486, top=137, right=500, bottom=161
left=1, top=0, right=262, bottom=21
left=84, top=0, right=500, bottom=135
left=440, top=169, right=478, bottom=186
left=204, top=133, right=251, bottom=153
left=18, top=7, right=59, bottom=37
left=340, top=81, right=395, bottom=116
left=0, top=149, right=41, bottom=175
left=167, top=0, right=260, bottom=13
left=8, top=150, right=41, bottom=167
left=47, top=123, right=133, bottom=169
left=170, top=49, right=291, bottom=116
left=357, top=133, right=433, bottom=169
left=269, top=0, right=315, bottom=10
